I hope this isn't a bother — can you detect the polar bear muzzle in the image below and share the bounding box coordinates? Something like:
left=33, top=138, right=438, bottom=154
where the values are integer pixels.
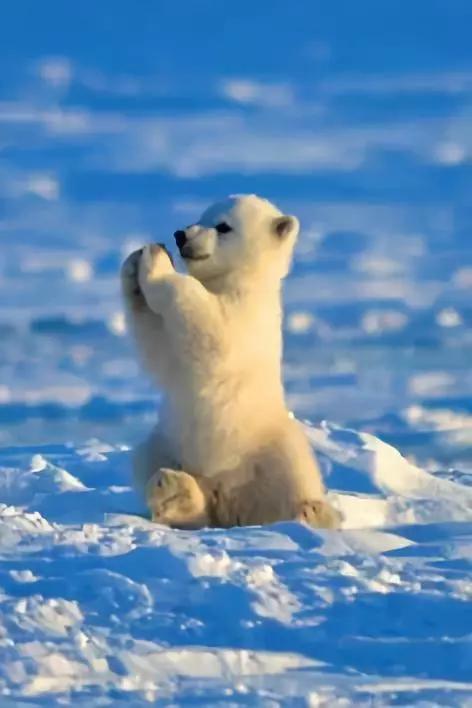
left=174, top=229, right=212, bottom=261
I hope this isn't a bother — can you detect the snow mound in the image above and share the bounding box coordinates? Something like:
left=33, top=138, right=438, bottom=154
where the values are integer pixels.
left=308, top=421, right=472, bottom=530
left=0, top=426, right=470, bottom=703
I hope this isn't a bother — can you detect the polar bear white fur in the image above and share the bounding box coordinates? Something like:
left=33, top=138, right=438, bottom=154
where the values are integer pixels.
left=121, top=194, right=340, bottom=529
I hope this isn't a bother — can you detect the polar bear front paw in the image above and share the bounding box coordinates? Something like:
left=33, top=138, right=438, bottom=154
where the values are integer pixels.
left=147, top=468, right=209, bottom=529
left=121, top=248, right=144, bottom=303
left=139, top=244, right=175, bottom=286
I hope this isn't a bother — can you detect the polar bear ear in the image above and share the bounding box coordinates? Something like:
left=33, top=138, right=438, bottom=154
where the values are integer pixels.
left=272, top=215, right=299, bottom=240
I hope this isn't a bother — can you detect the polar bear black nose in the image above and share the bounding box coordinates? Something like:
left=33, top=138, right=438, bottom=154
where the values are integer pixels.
left=174, top=230, right=187, bottom=250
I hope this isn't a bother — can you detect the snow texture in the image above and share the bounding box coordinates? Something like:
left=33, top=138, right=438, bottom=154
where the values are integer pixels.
left=0, top=0, right=471, bottom=704
left=0, top=428, right=471, bottom=705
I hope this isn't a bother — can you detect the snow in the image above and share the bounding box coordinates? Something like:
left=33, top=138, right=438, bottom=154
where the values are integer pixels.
left=0, top=425, right=470, bottom=703
left=0, top=1, right=471, bottom=704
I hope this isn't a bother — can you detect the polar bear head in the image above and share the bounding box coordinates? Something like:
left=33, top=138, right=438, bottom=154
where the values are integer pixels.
left=174, top=195, right=299, bottom=286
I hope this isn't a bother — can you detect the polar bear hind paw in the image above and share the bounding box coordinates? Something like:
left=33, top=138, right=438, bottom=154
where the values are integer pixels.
left=295, top=499, right=342, bottom=529
left=147, top=468, right=209, bottom=530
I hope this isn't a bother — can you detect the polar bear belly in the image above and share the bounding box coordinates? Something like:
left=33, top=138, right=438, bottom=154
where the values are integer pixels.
left=163, top=370, right=285, bottom=477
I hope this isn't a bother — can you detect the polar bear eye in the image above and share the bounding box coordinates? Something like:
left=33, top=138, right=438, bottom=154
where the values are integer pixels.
left=215, top=222, right=232, bottom=234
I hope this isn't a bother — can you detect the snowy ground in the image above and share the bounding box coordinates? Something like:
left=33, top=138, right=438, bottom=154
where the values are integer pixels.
left=0, top=1, right=471, bottom=704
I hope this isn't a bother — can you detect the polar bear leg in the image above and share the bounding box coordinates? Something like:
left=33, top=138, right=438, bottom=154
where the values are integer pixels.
left=208, top=450, right=342, bottom=529
left=147, top=468, right=211, bottom=529
left=137, top=244, right=222, bottom=353
left=212, top=480, right=342, bottom=530
left=144, top=466, right=342, bottom=531
left=121, top=248, right=177, bottom=381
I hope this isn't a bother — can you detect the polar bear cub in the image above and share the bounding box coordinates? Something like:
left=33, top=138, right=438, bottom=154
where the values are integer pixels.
left=121, top=194, right=340, bottom=529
